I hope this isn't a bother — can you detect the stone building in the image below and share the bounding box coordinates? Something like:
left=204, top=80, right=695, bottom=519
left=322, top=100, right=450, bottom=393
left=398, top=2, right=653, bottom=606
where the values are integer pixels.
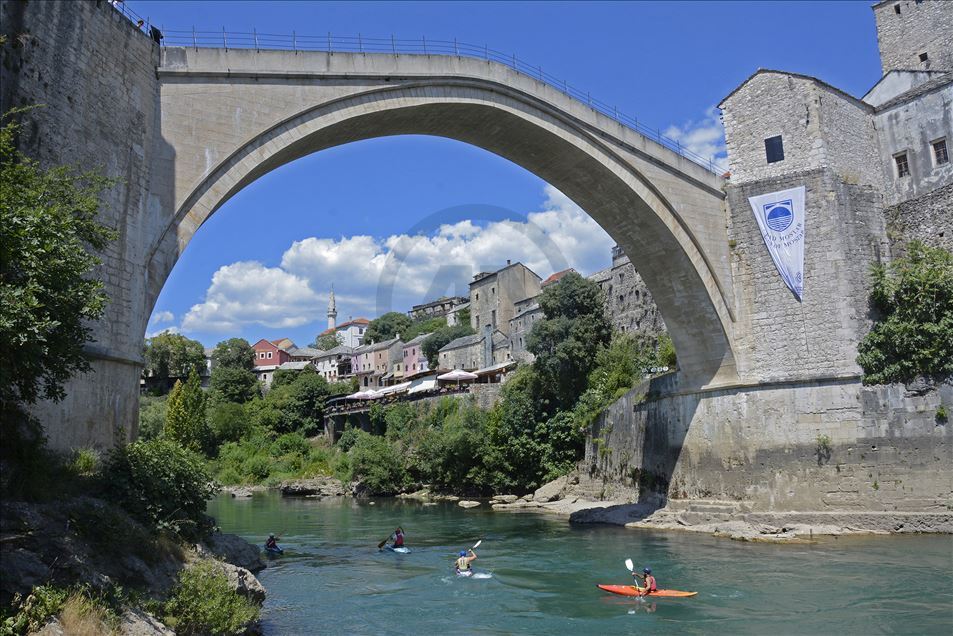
left=409, top=296, right=468, bottom=321
left=508, top=297, right=543, bottom=363
left=587, top=245, right=665, bottom=339
left=468, top=261, right=541, bottom=336
left=718, top=0, right=951, bottom=381
left=438, top=329, right=510, bottom=371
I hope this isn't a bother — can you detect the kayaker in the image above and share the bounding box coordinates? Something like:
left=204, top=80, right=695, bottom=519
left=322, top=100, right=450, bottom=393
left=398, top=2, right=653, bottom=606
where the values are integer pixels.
left=455, top=548, right=477, bottom=574
left=392, top=527, right=405, bottom=548
left=265, top=533, right=280, bottom=551
left=631, top=566, right=657, bottom=596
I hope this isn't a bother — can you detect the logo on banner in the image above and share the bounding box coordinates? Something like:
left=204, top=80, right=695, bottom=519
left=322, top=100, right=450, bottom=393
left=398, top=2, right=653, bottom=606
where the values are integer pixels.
left=747, top=186, right=806, bottom=301
left=763, top=200, right=793, bottom=232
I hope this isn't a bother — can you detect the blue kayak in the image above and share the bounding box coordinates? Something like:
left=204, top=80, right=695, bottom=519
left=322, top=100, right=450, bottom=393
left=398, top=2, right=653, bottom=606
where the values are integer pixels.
left=264, top=545, right=284, bottom=555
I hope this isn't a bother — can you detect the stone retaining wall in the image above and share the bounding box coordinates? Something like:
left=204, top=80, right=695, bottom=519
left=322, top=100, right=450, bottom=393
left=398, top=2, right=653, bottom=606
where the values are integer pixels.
left=585, top=374, right=952, bottom=513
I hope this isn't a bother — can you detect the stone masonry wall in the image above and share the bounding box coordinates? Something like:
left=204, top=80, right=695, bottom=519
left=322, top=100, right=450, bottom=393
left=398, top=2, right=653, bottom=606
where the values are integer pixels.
left=0, top=0, right=159, bottom=449
left=586, top=374, right=952, bottom=512
left=873, top=0, right=953, bottom=74
left=884, top=182, right=953, bottom=254
left=726, top=169, right=888, bottom=381
left=589, top=254, right=665, bottom=339
left=721, top=72, right=879, bottom=188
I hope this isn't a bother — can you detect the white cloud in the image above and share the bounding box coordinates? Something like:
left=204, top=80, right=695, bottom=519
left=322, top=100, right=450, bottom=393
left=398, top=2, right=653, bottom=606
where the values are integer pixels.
left=664, top=107, right=728, bottom=170
left=180, top=185, right=615, bottom=334
left=150, top=310, right=175, bottom=324
left=146, top=326, right=180, bottom=338
left=181, top=261, right=324, bottom=333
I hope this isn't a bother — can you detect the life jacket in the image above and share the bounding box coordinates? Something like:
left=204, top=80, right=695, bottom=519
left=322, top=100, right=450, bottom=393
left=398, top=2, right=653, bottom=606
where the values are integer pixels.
left=645, top=575, right=657, bottom=592
left=394, top=532, right=404, bottom=546
left=456, top=556, right=470, bottom=571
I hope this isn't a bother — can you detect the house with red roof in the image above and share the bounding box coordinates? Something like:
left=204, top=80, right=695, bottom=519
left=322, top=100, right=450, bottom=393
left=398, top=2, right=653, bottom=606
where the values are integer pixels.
left=319, top=317, right=370, bottom=348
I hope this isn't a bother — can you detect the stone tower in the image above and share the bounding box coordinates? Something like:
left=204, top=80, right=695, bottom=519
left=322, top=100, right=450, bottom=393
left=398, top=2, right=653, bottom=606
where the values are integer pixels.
left=327, top=285, right=337, bottom=331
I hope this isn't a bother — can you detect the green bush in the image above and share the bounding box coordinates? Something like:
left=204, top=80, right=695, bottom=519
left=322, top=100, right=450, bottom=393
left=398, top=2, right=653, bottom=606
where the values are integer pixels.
left=69, top=447, right=100, bottom=477
left=243, top=455, right=272, bottom=482
left=163, top=561, right=259, bottom=636
left=336, top=426, right=362, bottom=452
left=1, top=584, right=69, bottom=635
left=857, top=241, right=953, bottom=384
left=138, top=394, right=168, bottom=442
left=215, top=466, right=242, bottom=485
left=270, top=432, right=310, bottom=457
left=208, top=401, right=252, bottom=446
left=104, top=439, right=217, bottom=540
left=347, top=430, right=406, bottom=495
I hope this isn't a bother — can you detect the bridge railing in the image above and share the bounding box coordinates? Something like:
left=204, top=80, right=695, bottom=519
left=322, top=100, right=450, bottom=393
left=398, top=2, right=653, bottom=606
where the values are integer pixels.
left=157, top=29, right=726, bottom=174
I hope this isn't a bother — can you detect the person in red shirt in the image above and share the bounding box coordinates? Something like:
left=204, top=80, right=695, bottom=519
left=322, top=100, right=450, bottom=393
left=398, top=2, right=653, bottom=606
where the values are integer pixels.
left=631, top=566, right=657, bottom=596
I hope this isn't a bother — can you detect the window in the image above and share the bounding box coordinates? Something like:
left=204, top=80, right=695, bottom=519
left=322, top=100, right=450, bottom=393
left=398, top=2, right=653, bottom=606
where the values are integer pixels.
left=765, top=135, right=784, bottom=163
left=267, top=351, right=273, bottom=359
left=933, top=139, right=949, bottom=165
left=491, top=310, right=496, bottom=327
left=919, top=52, right=929, bottom=62
left=895, top=152, right=910, bottom=178
left=491, top=287, right=495, bottom=295
left=894, top=4, right=900, bottom=14
left=262, top=373, right=268, bottom=380
left=258, top=352, right=264, bottom=359
left=475, top=293, right=479, bottom=301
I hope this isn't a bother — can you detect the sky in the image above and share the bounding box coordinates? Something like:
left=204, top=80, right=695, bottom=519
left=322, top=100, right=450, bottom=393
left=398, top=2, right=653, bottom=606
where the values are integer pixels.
left=136, top=0, right=884, bottom=347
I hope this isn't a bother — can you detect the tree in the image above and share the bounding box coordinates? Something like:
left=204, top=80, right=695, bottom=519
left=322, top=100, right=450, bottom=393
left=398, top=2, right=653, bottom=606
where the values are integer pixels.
left=164, top=370, right=210, bottom=453
left=310, top=332, right=341, bottom=350
left=422, top=324, right=476, bottom=369
left=857, top=241, right=953, bottom=384
left=209, top=366, right=260, bottom=404
left=144, top=332, right=206, bottom=389
left=527, top=272, right=612, bottom=411
left=0, top=110, right=116, bottom=411
left=364, top=311, right=412, bottom=344
left=403, top=316, right=446, bottom=341
left=211, top=338, right=255, bottom=370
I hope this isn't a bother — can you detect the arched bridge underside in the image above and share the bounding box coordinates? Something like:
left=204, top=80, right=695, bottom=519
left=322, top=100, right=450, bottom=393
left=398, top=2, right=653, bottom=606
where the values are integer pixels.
left=151, top=48, right=737, bottom=387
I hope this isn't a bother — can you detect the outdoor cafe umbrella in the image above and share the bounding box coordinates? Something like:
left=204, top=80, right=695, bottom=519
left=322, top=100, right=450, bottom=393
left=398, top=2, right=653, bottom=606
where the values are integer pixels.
left=436, top=369, right=478, bottom=387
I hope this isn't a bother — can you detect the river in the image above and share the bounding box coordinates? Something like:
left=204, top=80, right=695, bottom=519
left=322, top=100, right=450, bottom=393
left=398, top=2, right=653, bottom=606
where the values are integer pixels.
left=208, top=493, right=953, bottom=635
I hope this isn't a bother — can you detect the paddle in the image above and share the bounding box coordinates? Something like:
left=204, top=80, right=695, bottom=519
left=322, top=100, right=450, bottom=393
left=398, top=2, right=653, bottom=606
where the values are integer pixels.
left=377, top=533, right=394, bottom=550
left=625, top=558, right=644, bottom=583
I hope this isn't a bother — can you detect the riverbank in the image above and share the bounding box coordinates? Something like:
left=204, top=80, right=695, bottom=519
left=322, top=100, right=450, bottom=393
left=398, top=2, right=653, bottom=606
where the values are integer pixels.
left=1, top=496, right=267, bottom=634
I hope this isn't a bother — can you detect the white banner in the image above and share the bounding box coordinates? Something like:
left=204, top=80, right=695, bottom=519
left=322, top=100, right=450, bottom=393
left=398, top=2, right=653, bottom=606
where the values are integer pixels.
left=747, top=186, right=806, bottom=300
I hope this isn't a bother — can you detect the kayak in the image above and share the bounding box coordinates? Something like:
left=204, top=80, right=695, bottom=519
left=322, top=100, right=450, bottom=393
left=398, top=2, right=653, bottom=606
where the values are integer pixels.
left=597, top=584, right=697, bottom=598
left=264, top=545, right=284, bottom=555
left=384, top=546, right=411, bottom=554
left=456, top=569, right=474, bottom=577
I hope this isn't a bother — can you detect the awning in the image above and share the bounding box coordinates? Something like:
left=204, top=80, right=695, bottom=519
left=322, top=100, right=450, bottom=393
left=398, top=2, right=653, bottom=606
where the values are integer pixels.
left=407, top=378, right=437, bottom=395
left=437, top=369, right=478, bottom=381
left=376, top=381, right=412, bottom=396
left=473, top=360, right=517, bottom=376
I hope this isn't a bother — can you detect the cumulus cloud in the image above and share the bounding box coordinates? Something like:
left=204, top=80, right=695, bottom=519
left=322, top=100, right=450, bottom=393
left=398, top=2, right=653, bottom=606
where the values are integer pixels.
left=150, top=310, right=175, bottom=324
left=146, top=326, right=180, bottom=338
left=664, top=107, right=727, bottom=171
left=180, top=185, right=615, bottom=334
left=181, top=261, right=324, bottom=333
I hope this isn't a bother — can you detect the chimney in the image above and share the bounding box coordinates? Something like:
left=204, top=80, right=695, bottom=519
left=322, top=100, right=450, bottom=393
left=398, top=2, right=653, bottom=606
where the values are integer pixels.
left=506, top=259, right=511, bottom=265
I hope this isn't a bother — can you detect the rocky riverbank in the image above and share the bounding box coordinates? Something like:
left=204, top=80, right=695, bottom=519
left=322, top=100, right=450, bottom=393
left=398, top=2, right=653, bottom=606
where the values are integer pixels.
left=489, top=471, right=953, bottom=542
left=1, top=496, right=267, bottom=634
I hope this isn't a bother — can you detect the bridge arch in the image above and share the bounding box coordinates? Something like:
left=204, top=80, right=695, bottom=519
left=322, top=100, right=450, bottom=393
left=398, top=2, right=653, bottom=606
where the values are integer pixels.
left=151, top=48, right=737, bottom=387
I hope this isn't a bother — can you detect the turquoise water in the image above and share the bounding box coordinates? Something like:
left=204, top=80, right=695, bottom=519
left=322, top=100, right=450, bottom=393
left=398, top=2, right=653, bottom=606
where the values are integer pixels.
left=208, top=494, right=953, bottom=635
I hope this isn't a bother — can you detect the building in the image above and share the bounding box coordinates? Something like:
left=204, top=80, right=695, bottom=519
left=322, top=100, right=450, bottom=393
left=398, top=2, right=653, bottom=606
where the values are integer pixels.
left=719, top=0, right=951, bottom=250
left=314, top=345, right=354, bottom=382
left=288, top=346, right=323, bottom=362
left=252, top=339, right=293, bottom=368
left=469, top=261, right=541, bottom=337
left=507, top=297, right=543, bottom=363
left=409, top=296, right=468, bottom=321
left=327, top=285, right=337, bottom=331
left=446, top=301, right=469, bottom=327
left=401, top=334, right=432, bottom=377
left=318, top=317, right=370, bottom=348
left=351, top=338, right=403, bottom=389
left=587, top=245, right=665, bottom=338
left=716, top=0, right=952, bottom=379
left=438, top=328, right=510, bottom=371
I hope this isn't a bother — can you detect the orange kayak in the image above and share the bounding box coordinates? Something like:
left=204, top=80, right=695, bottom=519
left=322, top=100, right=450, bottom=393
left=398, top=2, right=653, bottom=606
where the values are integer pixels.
left=597, top=584, right=697, bottom=598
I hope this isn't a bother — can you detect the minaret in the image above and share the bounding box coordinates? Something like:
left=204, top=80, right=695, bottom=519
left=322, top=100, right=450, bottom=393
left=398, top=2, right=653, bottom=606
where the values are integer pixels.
left=327, top=285, right=337, bottom=331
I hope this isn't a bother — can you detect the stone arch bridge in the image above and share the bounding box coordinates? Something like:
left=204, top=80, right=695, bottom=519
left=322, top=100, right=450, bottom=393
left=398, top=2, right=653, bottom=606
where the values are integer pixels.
left=4, top=2, right=828, bottom=449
